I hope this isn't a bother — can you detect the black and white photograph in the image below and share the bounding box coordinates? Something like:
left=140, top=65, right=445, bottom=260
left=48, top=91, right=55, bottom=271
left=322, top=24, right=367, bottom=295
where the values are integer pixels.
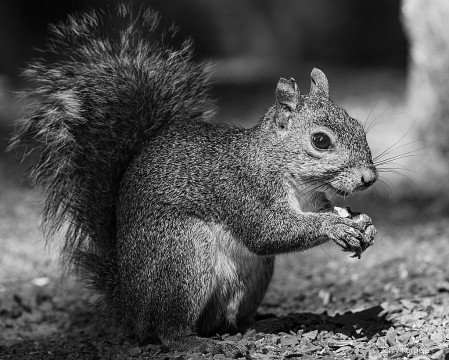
left=0, top=1, right=448, bottom=359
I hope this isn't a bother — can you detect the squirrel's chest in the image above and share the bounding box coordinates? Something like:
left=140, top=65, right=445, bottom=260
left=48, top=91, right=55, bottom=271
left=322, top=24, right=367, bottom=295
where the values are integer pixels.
left=207, top=224, right=274, bottom=325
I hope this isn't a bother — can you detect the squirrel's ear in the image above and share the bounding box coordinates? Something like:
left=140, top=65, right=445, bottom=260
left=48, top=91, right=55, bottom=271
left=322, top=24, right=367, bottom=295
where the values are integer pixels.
left=275, top=77, right=300, bottom=129
left=309, top=68, right=329, bottom=99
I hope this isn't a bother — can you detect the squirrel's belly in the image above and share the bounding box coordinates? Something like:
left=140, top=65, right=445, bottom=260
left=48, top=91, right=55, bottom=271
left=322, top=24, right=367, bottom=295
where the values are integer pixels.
left=206, top=224, right=274, bottom=328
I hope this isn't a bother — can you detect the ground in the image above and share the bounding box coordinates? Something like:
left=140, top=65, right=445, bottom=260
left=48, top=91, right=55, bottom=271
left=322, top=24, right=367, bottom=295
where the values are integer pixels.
left=1, top=67, right=448, bottom=359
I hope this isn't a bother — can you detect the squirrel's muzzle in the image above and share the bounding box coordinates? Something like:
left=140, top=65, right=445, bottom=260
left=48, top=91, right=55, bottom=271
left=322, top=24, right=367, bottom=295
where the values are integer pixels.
left=360, top=166, right=378, bottom=189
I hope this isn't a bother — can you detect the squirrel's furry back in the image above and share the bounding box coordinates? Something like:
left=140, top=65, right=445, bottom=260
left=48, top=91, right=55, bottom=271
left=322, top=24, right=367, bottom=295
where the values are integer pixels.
left=10, top=4, right=215, bottom=289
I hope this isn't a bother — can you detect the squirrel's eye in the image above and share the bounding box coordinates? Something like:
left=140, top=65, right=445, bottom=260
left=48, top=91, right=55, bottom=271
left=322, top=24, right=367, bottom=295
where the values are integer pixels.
left=311, top=132, right=332, bottom=150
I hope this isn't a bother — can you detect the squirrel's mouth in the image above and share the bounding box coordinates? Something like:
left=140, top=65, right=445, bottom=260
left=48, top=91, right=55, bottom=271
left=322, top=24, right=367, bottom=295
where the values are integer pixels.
left=284, top=173, right=355, bottom=214
left=284, top=174, right=334, bottom=213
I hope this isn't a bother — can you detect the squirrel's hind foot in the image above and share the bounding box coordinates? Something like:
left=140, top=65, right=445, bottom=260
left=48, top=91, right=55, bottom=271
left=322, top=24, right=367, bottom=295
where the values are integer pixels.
left=162, top=335, right=248, bottom=358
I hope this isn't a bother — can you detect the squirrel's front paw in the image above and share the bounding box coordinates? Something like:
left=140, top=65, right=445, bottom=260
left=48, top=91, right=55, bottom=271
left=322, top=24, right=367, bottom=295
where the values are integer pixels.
left=322, top=207, right=377, bottom=259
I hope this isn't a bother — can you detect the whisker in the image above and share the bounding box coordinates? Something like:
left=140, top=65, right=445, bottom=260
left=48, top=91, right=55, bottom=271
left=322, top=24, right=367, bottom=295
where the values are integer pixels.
left=301, top=183, right=329, bottom=199
left=373, top=137, right=426, bottom=162
left=366, top=108, right=390, bottom=134
left=377, top=143, right=429, bottom=161
left=378, top=168, right=413, bottom=174
left=383, top=170, right=416, bottom=185
left=378, top=178, right=395, bottom=201
left=328, top=187, right=338, bottom=204
left=374, top=150, right=427, bottom=166
left=377, top=162, right=413, bottom=171
left=364, top=100, right=380, bottom=133
left=294, top=181, right=327, bottom=199
left=372, top=184, right=380, bottom=200
left=285, top=177, right=324, bottom=194
left=296, top=180, right=321, bottom=192
left=375, top=155, right=421, bottom=167
left=377, top=176, right=397, bottom=192
left=372, top=117, right=418, bottom=162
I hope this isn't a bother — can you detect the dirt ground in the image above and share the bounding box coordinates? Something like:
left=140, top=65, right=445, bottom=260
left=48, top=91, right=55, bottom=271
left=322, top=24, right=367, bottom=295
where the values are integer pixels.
left=1, top=68, right=449, bottom=359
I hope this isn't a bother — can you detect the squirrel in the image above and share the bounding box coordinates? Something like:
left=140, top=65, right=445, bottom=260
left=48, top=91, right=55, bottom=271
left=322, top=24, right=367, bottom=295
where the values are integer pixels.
left=10, top=4, right=378, bottom=358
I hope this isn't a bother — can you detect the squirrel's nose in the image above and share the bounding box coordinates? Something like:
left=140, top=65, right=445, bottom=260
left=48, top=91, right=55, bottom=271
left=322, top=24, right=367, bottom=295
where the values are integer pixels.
left=361, top=166, right=378, bottom=188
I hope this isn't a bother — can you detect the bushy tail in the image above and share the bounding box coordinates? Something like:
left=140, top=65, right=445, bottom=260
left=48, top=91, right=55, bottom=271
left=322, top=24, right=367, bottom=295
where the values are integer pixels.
left=10, top=4, right=214, bottom=292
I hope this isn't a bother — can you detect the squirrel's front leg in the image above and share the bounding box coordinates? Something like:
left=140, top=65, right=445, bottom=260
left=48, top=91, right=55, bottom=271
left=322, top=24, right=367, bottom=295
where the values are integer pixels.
left=230, top=207, right=376, bottom=257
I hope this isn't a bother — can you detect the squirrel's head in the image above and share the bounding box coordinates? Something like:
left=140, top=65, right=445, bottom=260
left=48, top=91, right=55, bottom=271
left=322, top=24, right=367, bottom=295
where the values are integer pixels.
left=260, top=68, right=378, bottom=209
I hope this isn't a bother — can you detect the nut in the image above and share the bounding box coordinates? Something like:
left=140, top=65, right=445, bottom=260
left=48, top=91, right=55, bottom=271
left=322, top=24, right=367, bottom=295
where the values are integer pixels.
left=334, top=206, right=351, bottom=218
left=333, top=206, right=372, bottom=259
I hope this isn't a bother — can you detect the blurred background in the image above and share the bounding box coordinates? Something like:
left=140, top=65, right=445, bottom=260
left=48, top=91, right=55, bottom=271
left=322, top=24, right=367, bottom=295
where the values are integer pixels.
left=1, top=0, right=449, bottom=322
left=0, top=0, right=408, bottom=77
